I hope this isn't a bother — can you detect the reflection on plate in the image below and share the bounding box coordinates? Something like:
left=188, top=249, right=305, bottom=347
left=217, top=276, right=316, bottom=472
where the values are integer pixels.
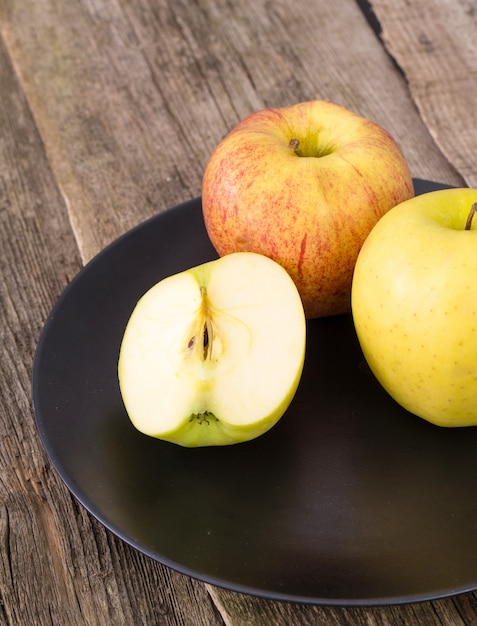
left=32, top=179, right=477, bottom=606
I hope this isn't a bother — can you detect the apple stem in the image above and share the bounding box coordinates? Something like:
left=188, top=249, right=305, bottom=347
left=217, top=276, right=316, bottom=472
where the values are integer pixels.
left=465, top=203, right=477, bottom=230
left=289, top=138, right=300, bottom=154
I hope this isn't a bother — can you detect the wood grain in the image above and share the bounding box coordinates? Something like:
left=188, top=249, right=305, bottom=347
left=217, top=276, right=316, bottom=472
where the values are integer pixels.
left=0, top=0, right=475, bottom=624
left=0, top=0, right=463, bottom=263
left=369, top=0, right=477, bottom=187
left=207, top=586, right=473, bottom=626
left=0, top=31, right=222, bottom=626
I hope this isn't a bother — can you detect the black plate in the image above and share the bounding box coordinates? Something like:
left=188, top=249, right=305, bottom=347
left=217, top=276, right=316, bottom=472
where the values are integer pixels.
left=32, top=179, right=477, bottom=606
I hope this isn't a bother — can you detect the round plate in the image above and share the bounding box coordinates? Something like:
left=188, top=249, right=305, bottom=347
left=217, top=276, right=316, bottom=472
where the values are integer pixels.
left=32, top=179, right=477, bottom=606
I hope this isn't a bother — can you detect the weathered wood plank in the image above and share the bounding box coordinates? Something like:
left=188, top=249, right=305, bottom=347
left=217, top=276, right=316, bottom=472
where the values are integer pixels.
left=207, top=585, right=472, bottom=626
left=0, top=34, right=222, bottom=626
left=0, top=0, right=463, bottom=264
left=369, top=0, right=477, bottom=187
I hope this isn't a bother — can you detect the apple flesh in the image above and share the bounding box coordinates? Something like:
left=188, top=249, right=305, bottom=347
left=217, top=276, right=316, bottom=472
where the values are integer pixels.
left=118, top=252, right=306, bottom=446
left=202, top=100, right=414, bottom=319
left=351, top=188, right=477, bottom=427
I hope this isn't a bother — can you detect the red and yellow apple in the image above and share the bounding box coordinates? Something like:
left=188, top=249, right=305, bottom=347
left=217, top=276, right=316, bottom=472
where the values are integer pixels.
left=351, top=187, right=477, bottom=427
left=202, top=100, right=414, bottom=318
left=118, top=252, right=306, bottom=446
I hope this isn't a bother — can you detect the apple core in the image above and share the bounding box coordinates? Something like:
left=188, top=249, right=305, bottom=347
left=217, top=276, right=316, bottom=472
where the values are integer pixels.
left=118, top=252, right=306, bottom=446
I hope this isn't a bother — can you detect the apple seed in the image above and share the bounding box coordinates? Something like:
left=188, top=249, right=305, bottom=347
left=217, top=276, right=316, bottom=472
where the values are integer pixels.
left=186, top=318, right=213, bottom=361
left=465, top=203, right=477, bottom=231
left=202, top=322, right=210, bottom=360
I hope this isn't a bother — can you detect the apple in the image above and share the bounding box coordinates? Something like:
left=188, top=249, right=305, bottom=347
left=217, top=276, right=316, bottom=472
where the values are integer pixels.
left=351, top=187, right=477, bottom=427
left=118, top=252, right=306, bottom=446
left=202, top=100, right=414, bottom=318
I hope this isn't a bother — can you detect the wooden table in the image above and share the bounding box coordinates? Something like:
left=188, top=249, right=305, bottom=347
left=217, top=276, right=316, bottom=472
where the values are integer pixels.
left=1, top=0, right=476, bottom=623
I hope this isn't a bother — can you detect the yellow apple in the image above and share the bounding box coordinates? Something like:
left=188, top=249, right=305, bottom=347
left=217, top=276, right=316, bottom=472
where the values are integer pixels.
left=202, top=100, right=413, bottom=318
left=351, top=187, right=477, bottom=427
left=118, top=252, right=306, bottom=446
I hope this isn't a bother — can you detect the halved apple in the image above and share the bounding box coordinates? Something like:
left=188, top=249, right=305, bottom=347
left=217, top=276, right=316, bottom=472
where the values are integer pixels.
left=118, top=252, right=306, bottom=446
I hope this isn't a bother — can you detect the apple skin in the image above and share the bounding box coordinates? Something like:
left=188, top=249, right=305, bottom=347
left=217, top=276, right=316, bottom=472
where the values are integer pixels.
left=351, top=188, right=477, bottom=427
left=118, top=252, right=306, bottom=447
left=202, top=100, right=414, bottom=318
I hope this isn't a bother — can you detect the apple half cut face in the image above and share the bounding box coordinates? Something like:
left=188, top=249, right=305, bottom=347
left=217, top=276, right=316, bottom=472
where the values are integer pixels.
left=118, top=252, right=306, bottom=447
